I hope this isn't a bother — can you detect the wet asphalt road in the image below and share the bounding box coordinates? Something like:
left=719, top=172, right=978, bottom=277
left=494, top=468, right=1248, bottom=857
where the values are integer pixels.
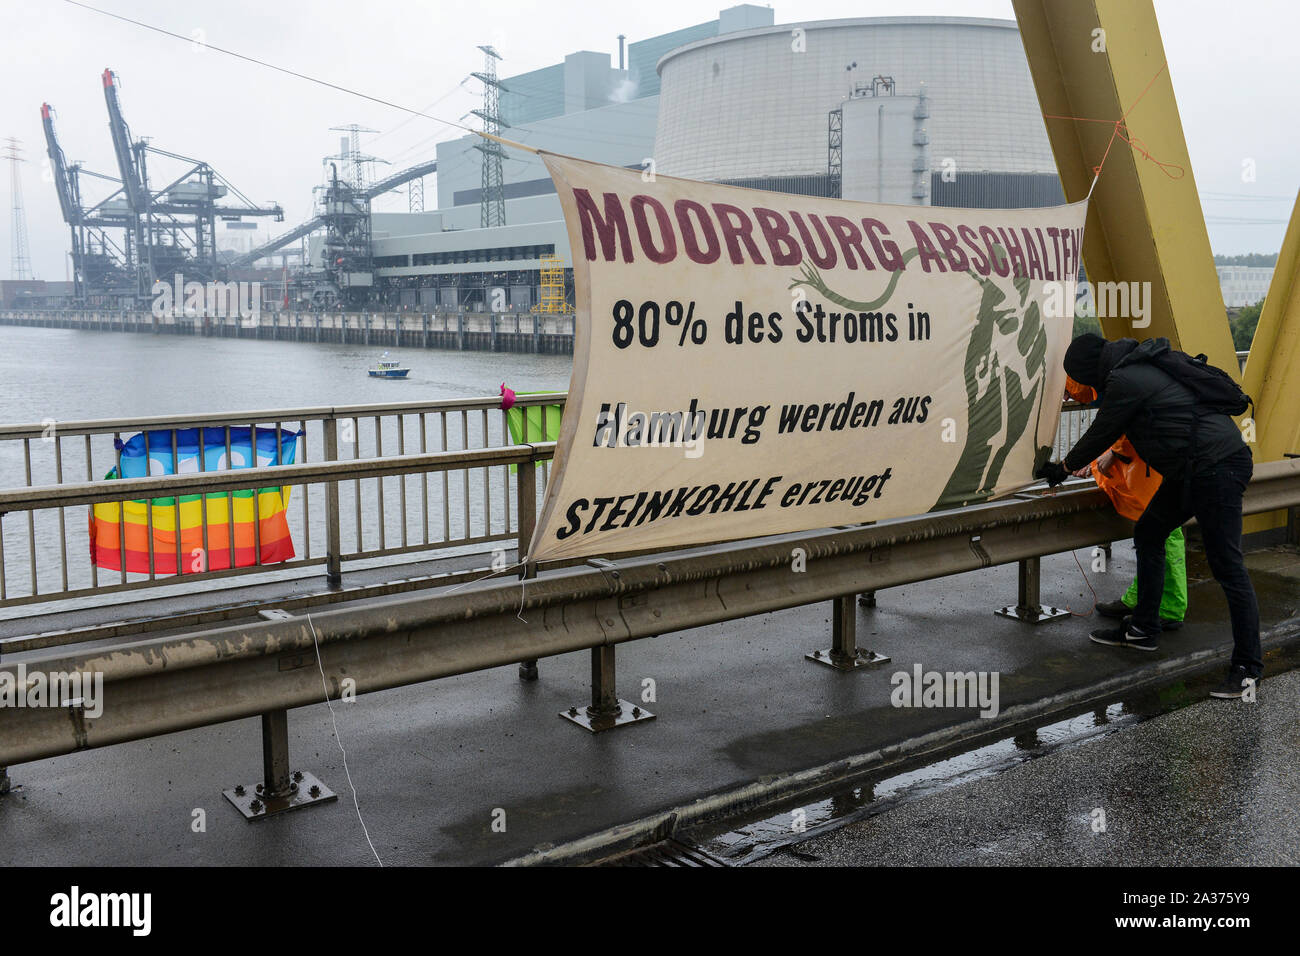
left=753, top=668, right=1300, bottom=866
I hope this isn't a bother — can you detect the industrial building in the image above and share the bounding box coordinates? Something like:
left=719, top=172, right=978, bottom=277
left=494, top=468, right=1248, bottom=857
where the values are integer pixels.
left=1217, top=265, right=1274, bottom=308
left=354, top=10, right=775, bottom=311
left=41, top=8, right=1070, bottom=310
left=654, top=16, right=1063, bottom=206
left=359, top=10, right=1066, bottom=313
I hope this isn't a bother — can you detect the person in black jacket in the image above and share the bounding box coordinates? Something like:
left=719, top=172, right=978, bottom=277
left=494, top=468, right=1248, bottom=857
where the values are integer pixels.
left=1036, top=334, right=1261, bottom=700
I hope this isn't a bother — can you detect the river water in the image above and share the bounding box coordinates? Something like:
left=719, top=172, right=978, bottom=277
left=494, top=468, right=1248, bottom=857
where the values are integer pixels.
left=0, top=325, right=573, bottom=613
left=0, top=325, right=572, bottom=424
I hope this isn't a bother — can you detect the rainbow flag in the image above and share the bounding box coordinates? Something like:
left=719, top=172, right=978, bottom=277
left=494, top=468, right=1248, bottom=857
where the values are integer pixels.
left=89, top=427, right=300, bottom=574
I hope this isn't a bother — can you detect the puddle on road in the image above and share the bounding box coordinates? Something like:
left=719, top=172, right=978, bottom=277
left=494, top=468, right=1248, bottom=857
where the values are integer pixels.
left=692, top=640, right=1300, bottom=866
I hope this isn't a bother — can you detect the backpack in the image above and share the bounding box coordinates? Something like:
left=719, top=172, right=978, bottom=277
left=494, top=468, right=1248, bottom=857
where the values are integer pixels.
left=1147, top=350, right=1253, bottom=417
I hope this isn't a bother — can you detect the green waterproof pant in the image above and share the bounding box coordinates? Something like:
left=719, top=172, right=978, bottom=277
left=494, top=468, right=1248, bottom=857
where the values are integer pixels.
left=1121, top=526, right=1187, bottom=621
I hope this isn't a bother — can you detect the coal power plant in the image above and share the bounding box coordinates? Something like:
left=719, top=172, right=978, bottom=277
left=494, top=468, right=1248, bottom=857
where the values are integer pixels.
left=34, top=9, right=1062, bottom=311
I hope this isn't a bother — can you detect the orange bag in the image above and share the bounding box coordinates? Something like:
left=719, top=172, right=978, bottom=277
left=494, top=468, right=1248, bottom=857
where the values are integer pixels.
left=1064, top=376, right=1163, bottom=521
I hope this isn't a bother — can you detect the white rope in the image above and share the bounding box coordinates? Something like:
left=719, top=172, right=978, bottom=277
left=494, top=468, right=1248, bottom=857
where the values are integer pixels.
left=1085, top=168, right=1102, bottom=202
left=306, top=613, right=383, bottom=867
left=445, top=555, right=532, bottom=622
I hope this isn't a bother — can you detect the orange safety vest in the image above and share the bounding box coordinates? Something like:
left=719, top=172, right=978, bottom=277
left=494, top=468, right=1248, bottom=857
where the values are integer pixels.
left=1064, top=376, right=1163, bottom=521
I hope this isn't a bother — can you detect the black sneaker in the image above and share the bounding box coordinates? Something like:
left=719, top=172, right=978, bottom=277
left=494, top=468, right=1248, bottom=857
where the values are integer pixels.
left=1097, top=600, right=1183, bottom=630
left=1089, top=622, right=1159, bottom=651
left=1209, top=666, right=1259, bottom=700
left=1096, top=600, right=1132, bottom=619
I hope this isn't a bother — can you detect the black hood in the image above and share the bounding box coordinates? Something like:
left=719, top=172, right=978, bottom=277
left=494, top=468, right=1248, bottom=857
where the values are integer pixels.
left=1065, top=336, right=1169, bottom=391
left=1063, top=333, right=1106, bottom=388
left=1095, top=337, right=1140, bottom=386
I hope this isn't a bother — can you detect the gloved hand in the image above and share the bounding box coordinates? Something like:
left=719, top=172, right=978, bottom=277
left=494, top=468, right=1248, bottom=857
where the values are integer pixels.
left=1035, top=460, right=1068, bottom=487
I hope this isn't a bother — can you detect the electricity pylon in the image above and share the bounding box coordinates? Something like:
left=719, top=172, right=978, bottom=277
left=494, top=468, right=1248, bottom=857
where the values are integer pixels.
left=4, top=137, right=33, bottom=280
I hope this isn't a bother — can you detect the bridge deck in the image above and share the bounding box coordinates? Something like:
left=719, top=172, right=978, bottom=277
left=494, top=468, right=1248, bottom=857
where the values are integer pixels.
left=1, top=540, right=1297, bottom=866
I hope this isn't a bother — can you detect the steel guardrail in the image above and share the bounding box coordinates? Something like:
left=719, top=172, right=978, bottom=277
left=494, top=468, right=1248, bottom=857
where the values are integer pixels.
left=3, top=457, right=1296, bottom=765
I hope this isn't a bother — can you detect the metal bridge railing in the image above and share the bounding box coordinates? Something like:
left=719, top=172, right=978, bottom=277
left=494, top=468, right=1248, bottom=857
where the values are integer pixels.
left=0, top=394, right=1096, bottom=613
left=1055, top=400, right=1097, bottom=461
left=0, top=395, right=564, bottom=611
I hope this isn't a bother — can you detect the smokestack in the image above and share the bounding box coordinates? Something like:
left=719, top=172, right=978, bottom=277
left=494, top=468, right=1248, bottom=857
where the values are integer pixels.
left=618, top=34, right=626, bottom=70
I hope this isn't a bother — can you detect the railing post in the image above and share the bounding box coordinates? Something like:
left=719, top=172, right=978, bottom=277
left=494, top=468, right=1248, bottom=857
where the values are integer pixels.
left=261, top=709, right=291, bottom=796
left=322, top=417, right=343, bottom=587
left=590, top=646, right=619, bottom=715
left=560, top=643, right=655, bottom=733
left=516, top=454, right=540, bottom=681
left=0, top=765, right=12, bottom=795
left=807, top=594, right=889, bottom=670
left=995, top=556, right=1069, bottom=624
left=1286, top=449, right=1300, bottom=542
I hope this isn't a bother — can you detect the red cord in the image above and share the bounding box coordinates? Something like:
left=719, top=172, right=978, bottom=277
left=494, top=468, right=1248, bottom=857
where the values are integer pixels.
left=1068, top=548, right=1099, bottom=618
left=1043, top=62, right=1185, bottom=185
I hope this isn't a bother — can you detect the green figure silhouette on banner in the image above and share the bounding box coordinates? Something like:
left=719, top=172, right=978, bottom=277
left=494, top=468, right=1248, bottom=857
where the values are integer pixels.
left=789, top=243, right=1053, bottom=512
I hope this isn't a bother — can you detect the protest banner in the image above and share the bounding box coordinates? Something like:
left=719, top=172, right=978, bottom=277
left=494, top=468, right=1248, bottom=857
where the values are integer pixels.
left=529, top=152, right=1087, bottom=562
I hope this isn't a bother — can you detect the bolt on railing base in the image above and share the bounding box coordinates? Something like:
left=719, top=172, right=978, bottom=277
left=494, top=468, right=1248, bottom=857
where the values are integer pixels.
left=806, top=647, right=890, bottom=670
left=995, top=556, right=1071, bottom=625
left=560, top=700, right=655, bottom=734
left=994, top=604, right=1072, bottom=624
left=808, top=594, right=889, bottom=671
left=518, top=659, right=539, bottom=682
left=222, top=709, right=336, bottom=821
left=559, top=645, right=654, bottom=733
left=223, top=769, right=336, bottom=821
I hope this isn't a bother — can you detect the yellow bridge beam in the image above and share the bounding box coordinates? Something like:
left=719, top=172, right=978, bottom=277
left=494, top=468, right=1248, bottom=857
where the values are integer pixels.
left=1242, top=191, right=1300, bottom=464
left=1012, top=0, right=1239, bottom=377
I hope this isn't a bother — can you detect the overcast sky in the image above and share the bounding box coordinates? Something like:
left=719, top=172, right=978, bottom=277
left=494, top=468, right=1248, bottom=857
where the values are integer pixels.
left=3, top=0, right=1296, bottom=279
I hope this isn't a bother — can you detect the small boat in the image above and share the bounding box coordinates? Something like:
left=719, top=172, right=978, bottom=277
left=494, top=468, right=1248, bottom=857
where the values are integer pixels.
left=368, top=353, right=410, bottom=379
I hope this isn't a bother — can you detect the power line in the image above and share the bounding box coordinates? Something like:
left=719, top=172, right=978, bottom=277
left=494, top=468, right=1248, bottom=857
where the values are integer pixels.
left=62, top=0, right=478, bottom=139
left=366, top=80, right=474, bottom=148
left=61, top=2, right=656, bottom=167
left=1201, top=191, right=1296, bottom=201
left=1205, top=217, right=1289, bottom=225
